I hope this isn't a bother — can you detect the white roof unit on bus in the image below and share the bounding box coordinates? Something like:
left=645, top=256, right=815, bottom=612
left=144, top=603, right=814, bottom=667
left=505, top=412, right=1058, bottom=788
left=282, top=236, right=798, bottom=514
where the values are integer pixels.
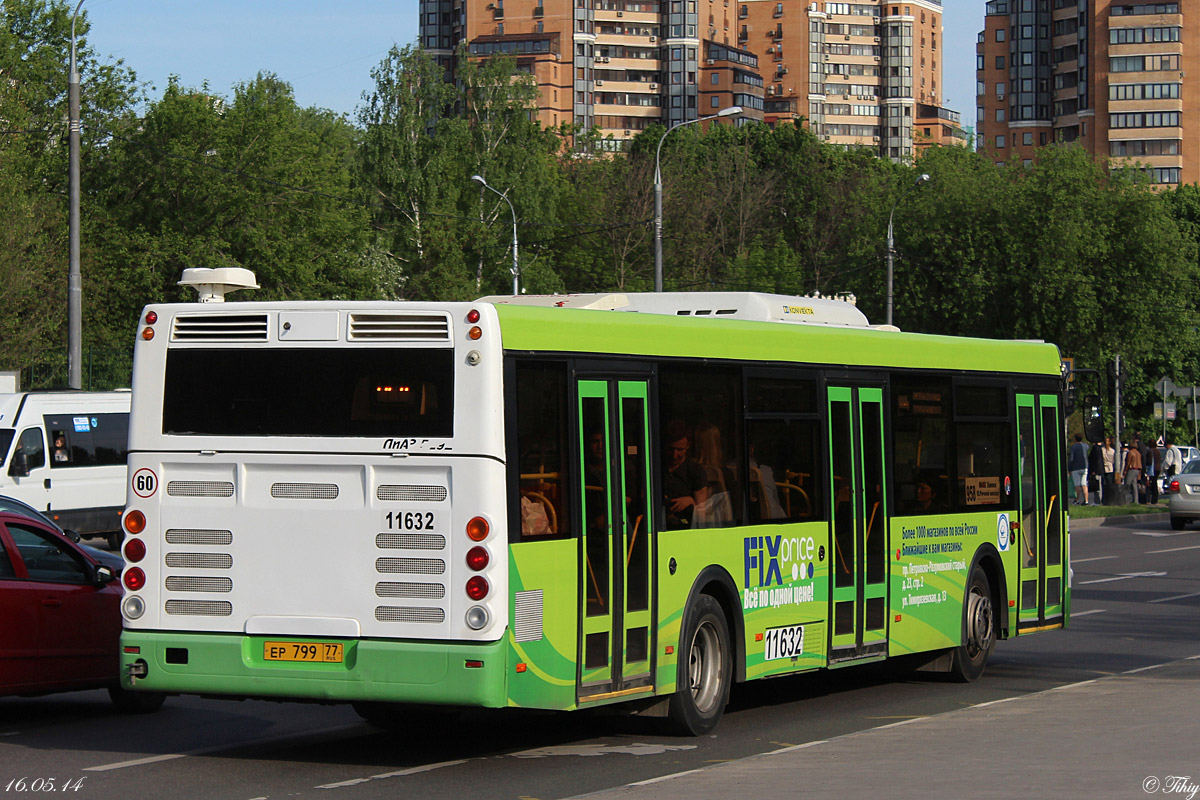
left=178, top=267, right=260, bottom=303
left=478, top=291, right=872, bottom=327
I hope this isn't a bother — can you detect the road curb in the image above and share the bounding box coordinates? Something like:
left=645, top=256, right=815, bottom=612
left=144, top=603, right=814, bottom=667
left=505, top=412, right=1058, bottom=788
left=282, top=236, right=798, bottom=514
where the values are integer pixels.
left=1068, top=512, right=1168, bottom=530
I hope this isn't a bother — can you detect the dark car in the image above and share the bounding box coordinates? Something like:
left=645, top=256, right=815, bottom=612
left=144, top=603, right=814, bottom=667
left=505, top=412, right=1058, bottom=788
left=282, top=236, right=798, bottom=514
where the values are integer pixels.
left=0, top=494, right=123, bottom=575
left=0, top=511, right=162, bottom=711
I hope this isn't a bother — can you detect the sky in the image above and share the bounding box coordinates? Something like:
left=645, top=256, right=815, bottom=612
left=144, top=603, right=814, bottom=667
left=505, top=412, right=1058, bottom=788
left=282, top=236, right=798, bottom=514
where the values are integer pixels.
left=83, top=0, right=988, bottom=129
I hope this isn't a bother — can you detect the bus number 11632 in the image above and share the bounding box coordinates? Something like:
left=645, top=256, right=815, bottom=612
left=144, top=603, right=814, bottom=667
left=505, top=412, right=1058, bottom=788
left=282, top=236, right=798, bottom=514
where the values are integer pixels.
left=385, top=511, right=436, bottom=531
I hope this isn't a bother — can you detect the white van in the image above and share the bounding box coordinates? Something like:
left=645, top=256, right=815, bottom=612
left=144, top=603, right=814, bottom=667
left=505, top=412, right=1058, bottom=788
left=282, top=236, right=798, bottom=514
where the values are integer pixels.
left=0, top=391, right=130, bottom=548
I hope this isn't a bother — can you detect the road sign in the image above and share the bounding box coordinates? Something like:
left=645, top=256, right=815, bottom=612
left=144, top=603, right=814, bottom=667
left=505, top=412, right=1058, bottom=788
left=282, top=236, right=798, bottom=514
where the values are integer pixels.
left=1156, top=377, right=1178, bottom=396
left=1155, top=402, right=1177, bottom=421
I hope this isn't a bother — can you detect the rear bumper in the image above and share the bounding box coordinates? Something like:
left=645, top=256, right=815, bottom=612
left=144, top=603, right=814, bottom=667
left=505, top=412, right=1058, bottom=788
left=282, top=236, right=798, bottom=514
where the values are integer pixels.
left=120, top=630, right=509, bottom=707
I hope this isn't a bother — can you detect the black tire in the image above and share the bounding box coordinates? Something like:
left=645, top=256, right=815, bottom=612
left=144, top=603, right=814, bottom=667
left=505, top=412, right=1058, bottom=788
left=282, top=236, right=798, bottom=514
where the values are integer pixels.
left=106, top=532, right=123, bottom=551
left=665, top=594, right=732, bottom=736
left=1171, top=515, right=1187, bottom=531
left=949, top=565, right=996, bottom=683
left=108, top=686, right=166, bottom=714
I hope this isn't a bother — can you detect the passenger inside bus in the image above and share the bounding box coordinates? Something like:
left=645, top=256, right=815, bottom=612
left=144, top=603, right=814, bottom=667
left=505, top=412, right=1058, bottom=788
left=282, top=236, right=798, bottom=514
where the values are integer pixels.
left=662, top=420, right=708, bottom=529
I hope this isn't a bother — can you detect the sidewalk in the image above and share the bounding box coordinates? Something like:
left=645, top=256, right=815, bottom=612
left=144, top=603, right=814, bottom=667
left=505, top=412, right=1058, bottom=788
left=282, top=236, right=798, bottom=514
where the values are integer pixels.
left=570, top=657, right=1200, bottom=800
left=1069, top=510, right=1169, bottom=530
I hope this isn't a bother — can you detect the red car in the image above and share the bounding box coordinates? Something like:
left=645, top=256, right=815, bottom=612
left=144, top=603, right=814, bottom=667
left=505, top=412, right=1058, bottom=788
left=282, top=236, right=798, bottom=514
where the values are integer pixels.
left=0, top=511, right=162, bottom=711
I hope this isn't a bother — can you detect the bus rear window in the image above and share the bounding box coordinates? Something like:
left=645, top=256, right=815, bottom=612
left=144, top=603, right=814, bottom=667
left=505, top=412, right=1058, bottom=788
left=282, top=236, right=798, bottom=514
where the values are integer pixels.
left=162, top=349, right=454, bottom=437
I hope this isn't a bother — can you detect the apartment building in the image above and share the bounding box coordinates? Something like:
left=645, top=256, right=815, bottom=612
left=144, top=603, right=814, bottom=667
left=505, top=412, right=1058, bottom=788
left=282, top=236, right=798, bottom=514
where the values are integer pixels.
left=420, top=0, right=964, bottom=158
left=977, top=1, right=1196, bottom=186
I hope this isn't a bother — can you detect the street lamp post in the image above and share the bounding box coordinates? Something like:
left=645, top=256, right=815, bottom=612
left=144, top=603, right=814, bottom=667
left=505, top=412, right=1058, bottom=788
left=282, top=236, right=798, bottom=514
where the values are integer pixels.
left=885, top=172, right=930, bottom=328
left=653, top=106, right=742, bottom=292
left=471, top=175, right=519, bottom=295
left=68, top=0, right=86, bottom=389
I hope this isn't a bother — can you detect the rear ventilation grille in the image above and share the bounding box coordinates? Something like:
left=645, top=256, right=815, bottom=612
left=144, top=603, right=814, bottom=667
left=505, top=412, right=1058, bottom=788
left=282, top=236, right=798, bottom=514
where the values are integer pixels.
left=167, top=481, right=234, bottom=498
left=375, top=557, right=445, bottom=575
left=165, top=553, right=234, bottom=569
left=165, top=576, right=233, bottom=593
left=375, top=606, right=446, bottom=623
left=349, top=313, right=451, bottom=341
left=514, top=589, right=545, bottom=642
left=377, top=485, right=448, bottom=502
left=172, top=314, right=269, bottom=341
left=375, top=582, right=446, bottom=599
left=375, top=533, right=446, bottom=550
left=271, top=482, right=338, bottom=500
left=165, top=529, right=233, bottom=546
left=165, top=599, right=233, bottom=616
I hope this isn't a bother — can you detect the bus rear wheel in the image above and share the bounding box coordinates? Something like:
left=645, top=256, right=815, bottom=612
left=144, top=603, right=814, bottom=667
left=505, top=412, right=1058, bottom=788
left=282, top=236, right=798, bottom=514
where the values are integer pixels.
left=949, top=565, right=996, bottom=682
left=666, top=594, right=731, bottom=736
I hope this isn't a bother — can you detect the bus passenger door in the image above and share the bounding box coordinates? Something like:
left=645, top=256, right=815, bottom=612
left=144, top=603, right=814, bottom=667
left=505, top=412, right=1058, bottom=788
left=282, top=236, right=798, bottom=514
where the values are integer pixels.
left=576, top=379, right=654, bottom=702
left=826, top=386, right=889, bottom=663
left=1016, top=394, right=1066, bottom=630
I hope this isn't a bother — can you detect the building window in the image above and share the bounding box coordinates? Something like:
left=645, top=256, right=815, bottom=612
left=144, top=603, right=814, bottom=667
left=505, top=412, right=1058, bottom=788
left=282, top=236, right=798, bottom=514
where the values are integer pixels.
left=1023, top=132, right=1033, bottom=145
left=996, top=134, right=1006, bottom=148
left=712, top=96, right=720, bottom=107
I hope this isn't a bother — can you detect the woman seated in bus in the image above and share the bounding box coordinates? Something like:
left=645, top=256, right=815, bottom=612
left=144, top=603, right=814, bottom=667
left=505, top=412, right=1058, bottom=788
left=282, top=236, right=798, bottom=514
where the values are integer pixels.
left=662, top=420, right=708, bottom=529
left=692, top=422, right=735, bottom=527
left=913, top=473, right=947, bottom=514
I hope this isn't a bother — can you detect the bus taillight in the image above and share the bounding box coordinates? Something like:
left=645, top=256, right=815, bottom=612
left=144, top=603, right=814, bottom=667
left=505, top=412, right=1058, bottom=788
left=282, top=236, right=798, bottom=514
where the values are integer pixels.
left=466, top=309, right=480, bottom=324
left=466, top=576, right=489, bottom=601
left=466, top=517, right=489, bottom=541
left=124, top=567, right=146, bottom=591
left=466, top=546, right=489, bottom=571
left=124, top=538, right=146, bottom=563
left=145, top=310, right=158, bottom=325
left=124, top=510, right=146, bottom=534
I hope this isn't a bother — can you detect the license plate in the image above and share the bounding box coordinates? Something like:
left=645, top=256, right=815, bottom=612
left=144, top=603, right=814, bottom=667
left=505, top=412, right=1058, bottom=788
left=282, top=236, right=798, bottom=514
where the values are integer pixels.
left=763, top=624, right=805, bottom=661
left=263, top=641, right=344, bottom=663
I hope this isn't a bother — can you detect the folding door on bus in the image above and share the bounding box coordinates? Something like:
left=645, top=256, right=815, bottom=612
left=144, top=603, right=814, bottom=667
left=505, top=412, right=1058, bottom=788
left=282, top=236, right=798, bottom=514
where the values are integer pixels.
left=826, top=385, right=889, bottom=663
left=575, top=379, right=655, bottom=701
left=1015, top=393, right=1066, bottom=630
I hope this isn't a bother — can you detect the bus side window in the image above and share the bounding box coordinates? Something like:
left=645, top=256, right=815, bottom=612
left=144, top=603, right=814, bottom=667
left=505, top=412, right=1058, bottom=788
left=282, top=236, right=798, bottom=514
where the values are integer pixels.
left=892, top=376, right=952, bottom=515
left=513, top=362, right=572, bottom=541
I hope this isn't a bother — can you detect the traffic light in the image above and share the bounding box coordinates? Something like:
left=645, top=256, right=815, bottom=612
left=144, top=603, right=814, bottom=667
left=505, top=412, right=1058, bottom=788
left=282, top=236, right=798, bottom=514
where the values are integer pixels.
left=1064, top=383, right=1077, bottom=415
left=1082, top=394, right=1104, bottom=443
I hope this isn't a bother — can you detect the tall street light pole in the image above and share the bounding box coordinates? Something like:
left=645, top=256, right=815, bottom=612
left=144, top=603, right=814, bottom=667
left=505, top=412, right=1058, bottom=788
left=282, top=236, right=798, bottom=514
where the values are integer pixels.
left=885, top=172, right=930, bottom=328
left=472, top=175, right=519, bottom=295
left=653, top=105, right=742, bottom=292
left=68, top=0, right=86, bottom=389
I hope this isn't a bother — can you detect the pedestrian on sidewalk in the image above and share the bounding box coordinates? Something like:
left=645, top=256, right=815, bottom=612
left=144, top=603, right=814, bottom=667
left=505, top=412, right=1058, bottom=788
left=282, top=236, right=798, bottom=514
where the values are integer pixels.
left=1123, top=442, right=1143, bottom=504
left=1068, top=433, right=1089, bottom=505
left=1146, top=442, right=1162, bottom=504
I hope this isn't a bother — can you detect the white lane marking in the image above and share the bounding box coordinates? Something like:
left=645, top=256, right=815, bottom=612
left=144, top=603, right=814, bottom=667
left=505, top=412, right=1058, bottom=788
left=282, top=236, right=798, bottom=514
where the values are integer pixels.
left=1071, top=608, right=1106, bottom=617
left=511, top=743, right=697, bottom=759
left=1071, top=556, right=1117, bottom=564
left=1133, top=531, right=1191, bottom=537
left=628, top=769, right=705, bottom=787
left=1078, top=571, right=1167, bottom=585
left=1149, top=591, right=1200, bottom=604
left=316, top=759, right=468, bottom=789
left=84, top=722, right=366, bottom=772
left=1146, top=544, right=1200, bottom=554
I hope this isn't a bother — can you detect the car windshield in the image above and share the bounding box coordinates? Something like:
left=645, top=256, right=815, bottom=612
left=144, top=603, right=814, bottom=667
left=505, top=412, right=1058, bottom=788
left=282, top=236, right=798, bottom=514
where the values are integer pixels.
left=1183, top=460, right=1200, bottom=475
left=0, top=429, right=13, bottom=462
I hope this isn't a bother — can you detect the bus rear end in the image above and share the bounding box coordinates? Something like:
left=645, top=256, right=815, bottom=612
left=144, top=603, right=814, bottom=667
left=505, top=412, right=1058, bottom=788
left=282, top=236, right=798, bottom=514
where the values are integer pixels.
left=119, top=300, right=510, bottom=708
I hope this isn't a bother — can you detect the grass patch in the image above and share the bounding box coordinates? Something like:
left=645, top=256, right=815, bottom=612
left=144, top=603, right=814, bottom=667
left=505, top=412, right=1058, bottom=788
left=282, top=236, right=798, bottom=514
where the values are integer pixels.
left=1068, top=502, right=1167, bottom=519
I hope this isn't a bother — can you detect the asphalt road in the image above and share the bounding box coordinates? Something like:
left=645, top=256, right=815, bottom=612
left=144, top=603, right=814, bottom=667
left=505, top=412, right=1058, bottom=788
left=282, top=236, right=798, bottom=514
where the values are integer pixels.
left=1, top=516, right=1196, bottom=800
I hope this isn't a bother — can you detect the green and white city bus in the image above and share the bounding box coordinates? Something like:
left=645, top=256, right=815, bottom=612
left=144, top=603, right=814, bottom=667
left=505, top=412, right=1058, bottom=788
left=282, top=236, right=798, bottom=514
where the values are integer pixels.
left=119, top=274, right=1068, bottom=734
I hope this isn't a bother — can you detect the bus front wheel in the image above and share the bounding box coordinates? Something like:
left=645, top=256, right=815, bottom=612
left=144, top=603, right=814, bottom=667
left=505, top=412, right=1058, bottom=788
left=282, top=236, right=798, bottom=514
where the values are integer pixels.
left=949, top=565, right=996, bottom=682
left=666, top=594, right=731, bottom=736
